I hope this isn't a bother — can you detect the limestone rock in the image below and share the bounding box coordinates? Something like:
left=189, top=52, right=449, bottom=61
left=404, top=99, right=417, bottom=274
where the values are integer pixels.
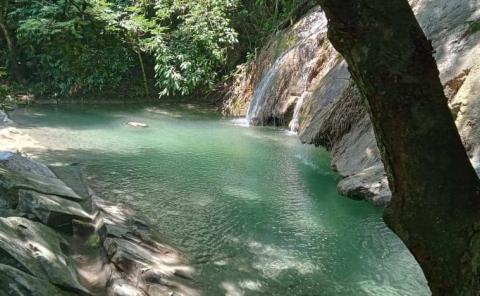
left=0, top=152, right=196, bottom=295
left=107, top=279, right=148, bottom=296
left=0, top=264, right=73, bottom=296
left=0, top=217, right=88, bottom=294
left=0, top=152, right=55, bottom=178
left=49, top=164, right=94, bottom=201
left=97, top=198, right=197, bottom=296
left=17, top=189, right=91, bottom=232
left=0, top=152, right=83, bottom=203
left=337, top=166, right=390, bottom=206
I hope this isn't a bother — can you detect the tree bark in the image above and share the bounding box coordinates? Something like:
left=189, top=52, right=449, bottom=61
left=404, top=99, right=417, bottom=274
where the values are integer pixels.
left=0, top=0, right=22, bottom=82
left=136, top=50, right=150, bottom=98
left=316, top=0, right=480, bottom=294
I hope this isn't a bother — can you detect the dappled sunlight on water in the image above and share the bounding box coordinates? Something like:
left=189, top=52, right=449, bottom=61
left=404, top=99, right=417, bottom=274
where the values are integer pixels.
left=11, top=104, right=430, bottom=295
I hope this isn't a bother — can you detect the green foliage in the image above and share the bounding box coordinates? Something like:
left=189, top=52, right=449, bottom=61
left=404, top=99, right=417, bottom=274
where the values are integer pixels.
left=0, top=0, right=310, bottom=99
left=9, top=0, right=133, bottom=96
left=466, top=20, right=480, bottom=36
left=150, top=0, right=238, bottom=96
left=232, top=0, right=314, bottom=54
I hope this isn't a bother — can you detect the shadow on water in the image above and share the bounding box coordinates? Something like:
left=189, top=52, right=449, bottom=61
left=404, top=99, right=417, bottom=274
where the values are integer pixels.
left=9, top=103, right=220, bottom=131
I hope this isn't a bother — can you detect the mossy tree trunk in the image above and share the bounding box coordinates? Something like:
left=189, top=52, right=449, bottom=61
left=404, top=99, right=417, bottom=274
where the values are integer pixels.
left=316, top=0, right=480, bottom=294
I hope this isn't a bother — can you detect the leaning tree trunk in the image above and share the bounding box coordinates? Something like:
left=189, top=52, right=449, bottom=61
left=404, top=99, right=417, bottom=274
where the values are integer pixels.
left=316, top=0, right=480, bottom=294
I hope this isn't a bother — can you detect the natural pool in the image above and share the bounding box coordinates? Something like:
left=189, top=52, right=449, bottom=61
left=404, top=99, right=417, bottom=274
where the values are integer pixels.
left=11, top=104, right=429, bottom=296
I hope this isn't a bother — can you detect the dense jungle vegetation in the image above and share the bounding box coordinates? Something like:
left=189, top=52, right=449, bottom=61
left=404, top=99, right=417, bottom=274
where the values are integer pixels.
left=0, top=0, right=314, bottom=100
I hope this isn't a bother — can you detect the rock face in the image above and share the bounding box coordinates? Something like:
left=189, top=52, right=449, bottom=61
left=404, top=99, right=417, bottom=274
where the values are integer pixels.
left=223, top=1, right=480, bottom=205
left=0, top=152, right=198, bottom=295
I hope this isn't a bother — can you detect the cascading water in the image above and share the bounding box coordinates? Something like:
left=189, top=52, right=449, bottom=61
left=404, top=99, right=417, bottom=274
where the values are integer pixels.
left=246, top=8, right=329, bottom=127
left=288, top=92, right=308, bottom=133
left=246, top=56, right=286, bottom=125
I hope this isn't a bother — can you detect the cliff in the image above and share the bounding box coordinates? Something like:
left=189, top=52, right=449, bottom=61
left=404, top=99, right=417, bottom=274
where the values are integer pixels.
left=223, top=1, right=480, bottom=205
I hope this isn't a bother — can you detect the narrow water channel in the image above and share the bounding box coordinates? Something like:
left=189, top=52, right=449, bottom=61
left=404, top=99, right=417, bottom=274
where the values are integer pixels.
left=11, top=104, right=429, bottom=296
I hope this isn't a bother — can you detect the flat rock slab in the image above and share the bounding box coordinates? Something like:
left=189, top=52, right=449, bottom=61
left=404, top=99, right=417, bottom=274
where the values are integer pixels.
left=17, top=189, right=92, bottom=231
left=49, top=164, right=93, bottom=201
left=0, top=217, right=88, bottom=294
left=0, top=152, right=56, bottom=178
left=0, top=152, right=82, bottom=202
left=0, top=263, right=73, bottom=296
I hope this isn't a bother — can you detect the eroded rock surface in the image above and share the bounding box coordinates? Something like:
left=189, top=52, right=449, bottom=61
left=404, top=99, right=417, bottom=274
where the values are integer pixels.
left=0, top=216, right=88, bottom=294
left=0, top=263, right=73, bottom=296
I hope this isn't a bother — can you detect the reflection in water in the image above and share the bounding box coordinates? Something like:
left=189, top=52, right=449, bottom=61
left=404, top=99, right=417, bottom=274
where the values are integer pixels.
left=11, top=105, right=429, bottom=296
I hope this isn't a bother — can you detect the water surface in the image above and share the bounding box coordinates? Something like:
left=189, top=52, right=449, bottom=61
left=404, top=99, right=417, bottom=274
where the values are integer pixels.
left=11, top=105, right=429, bottom=296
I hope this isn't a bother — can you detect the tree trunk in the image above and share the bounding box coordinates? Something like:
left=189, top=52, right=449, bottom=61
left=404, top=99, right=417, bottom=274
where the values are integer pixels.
left=136, top=50, right=150, bottom=98
left=0, top=0, right=22, bottom=82
left=316, top=0, right=480, bottom=294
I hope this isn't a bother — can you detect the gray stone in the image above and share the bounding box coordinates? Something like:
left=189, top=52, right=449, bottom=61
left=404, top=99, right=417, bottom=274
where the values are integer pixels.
left=0, top=110, right=13, bottom=126
left=0, top=152, right=56, bottom=178
left=337, top=166, right=390, bottom=206
left=0, top=153, right=83, bottom=202
left=17, top=189, right=91, bottom=231
left=104, top=237, right=195, bottom=296
left=107, top=276, right=148, bottom=296
left=0, top=217, right=89, bottom=294
left=49, top=164, right=94, bottom=201
left=0, top=263, right=73, bottom=296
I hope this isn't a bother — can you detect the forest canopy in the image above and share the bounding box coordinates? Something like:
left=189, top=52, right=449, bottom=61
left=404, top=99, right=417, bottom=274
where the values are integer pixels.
left=0, top=0, right=313, bottom=99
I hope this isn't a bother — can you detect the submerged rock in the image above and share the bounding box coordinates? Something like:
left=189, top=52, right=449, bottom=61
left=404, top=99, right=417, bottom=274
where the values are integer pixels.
left=128, top=122, right=148, bottom=128
left=0, top=110, right=13, bottom=125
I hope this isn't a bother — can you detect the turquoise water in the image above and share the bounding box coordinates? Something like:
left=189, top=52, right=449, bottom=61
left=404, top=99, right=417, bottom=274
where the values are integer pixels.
left=11, top=105, right=429, bottom=296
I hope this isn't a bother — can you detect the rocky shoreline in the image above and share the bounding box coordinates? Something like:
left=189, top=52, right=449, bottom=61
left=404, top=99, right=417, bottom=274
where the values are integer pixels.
left=0, top=110, right=198, bottom=296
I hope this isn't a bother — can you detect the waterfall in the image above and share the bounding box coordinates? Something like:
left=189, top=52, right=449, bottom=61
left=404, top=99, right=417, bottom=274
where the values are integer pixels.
left=245, top=7, right=328, bottom=127
left=246, top=56, right=286, bottom=125
left=288, top=92, right=307, bottom=133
